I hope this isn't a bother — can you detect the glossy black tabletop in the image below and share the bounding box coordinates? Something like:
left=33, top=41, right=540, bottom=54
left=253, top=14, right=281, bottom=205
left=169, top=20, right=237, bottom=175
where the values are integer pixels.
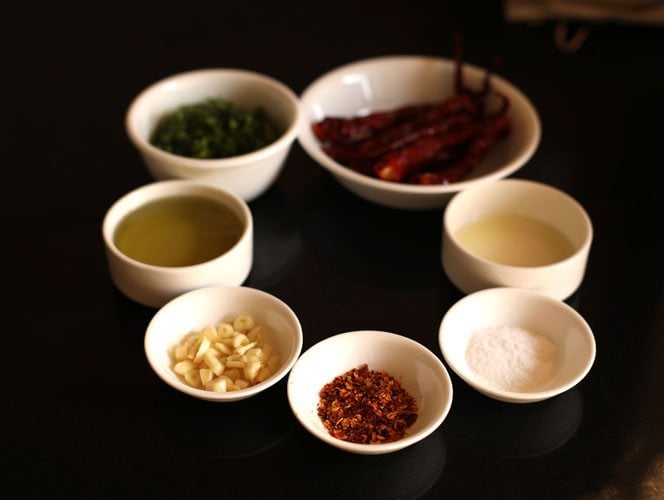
left=6, top=2, right=664, bottom=499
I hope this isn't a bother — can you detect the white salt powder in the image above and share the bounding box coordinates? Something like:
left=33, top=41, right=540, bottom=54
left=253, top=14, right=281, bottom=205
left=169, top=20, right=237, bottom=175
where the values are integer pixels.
left=465, top=325, right=558, bottom=392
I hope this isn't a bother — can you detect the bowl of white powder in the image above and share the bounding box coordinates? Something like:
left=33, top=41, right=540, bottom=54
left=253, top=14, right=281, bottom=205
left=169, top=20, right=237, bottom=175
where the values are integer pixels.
left=438, top=287, right=596, bottom=403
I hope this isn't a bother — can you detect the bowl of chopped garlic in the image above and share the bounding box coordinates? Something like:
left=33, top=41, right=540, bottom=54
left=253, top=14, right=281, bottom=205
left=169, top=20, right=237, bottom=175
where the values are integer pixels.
left=439, top=287, right=596, bottom=404
left=144, top=285, right=303, bottom=402
left=287, top=331, right=453, bottom=454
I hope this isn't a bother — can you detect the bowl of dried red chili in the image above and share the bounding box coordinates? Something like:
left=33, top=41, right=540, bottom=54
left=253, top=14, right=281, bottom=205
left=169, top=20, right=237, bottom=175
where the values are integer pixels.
left=298, top=53, right=540, bottom=210
left=287, top=331, right=453, bottom=454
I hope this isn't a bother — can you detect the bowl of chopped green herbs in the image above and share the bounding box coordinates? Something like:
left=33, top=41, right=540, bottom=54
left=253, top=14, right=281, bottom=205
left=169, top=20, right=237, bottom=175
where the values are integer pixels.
left=126, top=69, right=303, bottom=202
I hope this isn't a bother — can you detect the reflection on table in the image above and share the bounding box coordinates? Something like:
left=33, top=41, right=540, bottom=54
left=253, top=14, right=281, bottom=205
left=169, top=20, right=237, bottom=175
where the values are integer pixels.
left=446, top=385, right=583, bottom=459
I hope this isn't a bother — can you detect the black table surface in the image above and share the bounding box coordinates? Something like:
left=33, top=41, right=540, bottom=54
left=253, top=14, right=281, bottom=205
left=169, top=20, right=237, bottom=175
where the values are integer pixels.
left=5, top=2, right=664, bottom=499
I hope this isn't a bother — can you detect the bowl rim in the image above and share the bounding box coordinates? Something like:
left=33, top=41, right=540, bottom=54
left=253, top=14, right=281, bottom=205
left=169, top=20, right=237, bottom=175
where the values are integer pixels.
left=297, top=54, right=541, bottom=194
left=102, top=179, right=253, bottom=273
left=443, top=178, right=594, bottom=272
left=287, top=330, right=454, bottom=454
left=144, top=284, right=304, bottom=402
left=125, top=67, right=304, bottom=168
left=438, top=287, right=596, bottom=403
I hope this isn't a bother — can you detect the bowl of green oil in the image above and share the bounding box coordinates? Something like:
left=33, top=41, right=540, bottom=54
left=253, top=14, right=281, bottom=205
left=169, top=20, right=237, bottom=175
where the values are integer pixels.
left=103, top=180, right=253, bottom=308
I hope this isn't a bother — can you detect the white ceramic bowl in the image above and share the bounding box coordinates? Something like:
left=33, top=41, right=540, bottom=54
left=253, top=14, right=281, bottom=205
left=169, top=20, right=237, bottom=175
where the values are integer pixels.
left=439, top=288, right=596, bottom=403
left=298, top=55, right=540, bottom=210
left=287, top=331, right=453, bottom=455
left=145, top=285, right=303, bottom=402
left=442, top=178, right=593, bottom=300
left=102, top=180, right=253, bottom=308
left=126, top=68, right=303, bottom=202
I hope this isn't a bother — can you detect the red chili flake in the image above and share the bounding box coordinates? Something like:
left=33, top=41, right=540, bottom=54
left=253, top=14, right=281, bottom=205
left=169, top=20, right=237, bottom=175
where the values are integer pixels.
left=317, top=364, right=418, bottom=445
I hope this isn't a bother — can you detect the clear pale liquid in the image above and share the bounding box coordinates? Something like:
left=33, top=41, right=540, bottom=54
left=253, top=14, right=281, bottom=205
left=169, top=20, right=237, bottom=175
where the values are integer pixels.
left=114, top=195, right=244, bottom=267
left=455, top=213, right=575, bottom=267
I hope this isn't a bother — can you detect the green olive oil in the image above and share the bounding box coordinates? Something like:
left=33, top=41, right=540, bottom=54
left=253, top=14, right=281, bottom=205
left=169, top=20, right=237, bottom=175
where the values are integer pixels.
left=114, top=195, right=244, bottom=267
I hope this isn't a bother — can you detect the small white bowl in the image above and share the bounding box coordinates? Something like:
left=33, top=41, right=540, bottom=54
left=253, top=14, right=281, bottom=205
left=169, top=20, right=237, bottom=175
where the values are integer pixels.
left=102, top=180, right=252, bottom=308
left=442, top=178, right=593, bottom=300
left=145, top=285, right=303, bottom=402
left=298, top=55, right=540, bottom=210
left=126, top=68, right=303, bottom=202
left=439, top=288, right=596, bottom=403
left=287, top=331, right=453, bottom=455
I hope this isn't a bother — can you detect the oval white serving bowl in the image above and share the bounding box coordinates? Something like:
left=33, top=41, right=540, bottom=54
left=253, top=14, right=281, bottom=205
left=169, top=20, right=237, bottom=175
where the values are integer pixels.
left=298, top=55, right=541, bottom=210
left=126, top=68, right=303, bottom=202
left=287, top=330, right=453, bottom=454
left=439, top=288, right=596, bottom=403
left=102, top=180, right=253, bottom=308
left=145, top=285, right=303, bottom=402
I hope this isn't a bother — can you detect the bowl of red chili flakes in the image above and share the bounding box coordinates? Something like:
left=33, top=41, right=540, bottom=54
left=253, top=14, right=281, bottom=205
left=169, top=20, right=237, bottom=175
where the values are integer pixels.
left=298, top=54, right=540, bottom=210
left=287, top=331, right=453, bottom=455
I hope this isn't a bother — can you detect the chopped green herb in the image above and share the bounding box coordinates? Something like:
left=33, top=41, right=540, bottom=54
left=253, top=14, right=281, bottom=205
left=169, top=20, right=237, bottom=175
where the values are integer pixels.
left=149, top=98, right=280, bottom=159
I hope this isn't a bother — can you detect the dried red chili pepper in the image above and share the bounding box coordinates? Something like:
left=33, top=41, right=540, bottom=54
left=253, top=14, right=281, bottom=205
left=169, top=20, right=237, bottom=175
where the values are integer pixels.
left=412, top=112, right=511, bottom=185
left=312, top=104, right=429, bottom=144
left=317, top=364, right=418, bottom=444
left=374, top=122, right=481, bottom=182
left=362, top=100, right=475, bottom=153
left=323, top=109, right=475, bottom=165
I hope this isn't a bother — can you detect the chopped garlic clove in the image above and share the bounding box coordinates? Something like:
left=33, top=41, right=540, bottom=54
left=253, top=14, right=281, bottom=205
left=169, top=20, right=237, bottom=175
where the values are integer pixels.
left=199, top=368, right=214, bottom=385
left=246, top=347, right=263, bottom=359
left=236, top=341, right=257, bottom=356
left=174, top=343, right=190, bottom=361
left=244, top=360, right=262, bottom=382
left=233, top=315, right=254, bottom=333
left=214, top=342, right=232, bottom=355
left=203, top=350, right=219, bottom=368
left=211, top=360, right=225, bottom=376
left=232, top=333, right=249, bottom=349
left=207, top=377, right=227, bottom=392
left=184, top=369, right=201, bottom=387
left=217, top=323, right=234, bottom=338
left=193, top=336, right=211, bottom=364
left=203, top=325, right=217, bottom=341
left=174, top=360, right=195, bottom=375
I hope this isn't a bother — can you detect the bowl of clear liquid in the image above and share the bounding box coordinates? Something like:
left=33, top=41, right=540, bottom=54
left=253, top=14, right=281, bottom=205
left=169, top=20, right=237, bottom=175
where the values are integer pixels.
left=102, top=180, right=253, bottom=308
left=441, top=179, right=593, bottom=300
